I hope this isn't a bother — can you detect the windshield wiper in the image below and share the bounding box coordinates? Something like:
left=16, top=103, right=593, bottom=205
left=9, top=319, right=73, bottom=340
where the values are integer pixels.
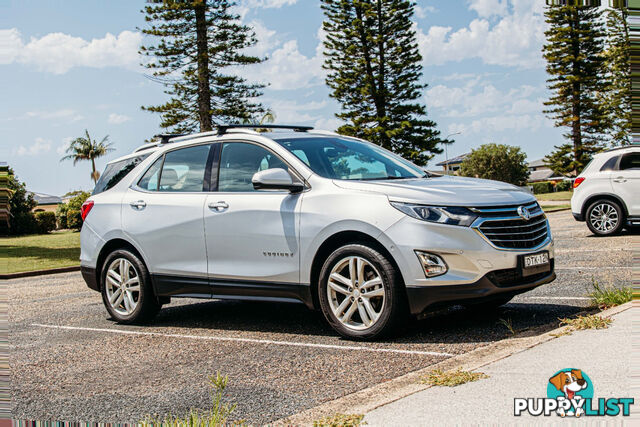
left=361, top=176, right=412, bottom=180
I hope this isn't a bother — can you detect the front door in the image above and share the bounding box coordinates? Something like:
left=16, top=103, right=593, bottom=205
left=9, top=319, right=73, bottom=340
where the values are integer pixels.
left=611, top=152, right=640, bottom=215
left=204, top=141, right=302, bottom=297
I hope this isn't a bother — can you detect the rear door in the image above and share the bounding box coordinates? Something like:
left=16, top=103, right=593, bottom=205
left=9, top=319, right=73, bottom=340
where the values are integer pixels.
left=122, top=143, right=214, bottom=296
left=611, top=152, right=640, bottom=215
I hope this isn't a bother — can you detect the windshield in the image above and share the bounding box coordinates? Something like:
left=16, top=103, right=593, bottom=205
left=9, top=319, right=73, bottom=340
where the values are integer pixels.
left=275, top=137, right=425, bottom=180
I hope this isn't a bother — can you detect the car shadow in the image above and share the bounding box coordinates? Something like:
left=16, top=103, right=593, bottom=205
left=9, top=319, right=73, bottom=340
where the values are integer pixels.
left=149, top=299, right=594, bottom=345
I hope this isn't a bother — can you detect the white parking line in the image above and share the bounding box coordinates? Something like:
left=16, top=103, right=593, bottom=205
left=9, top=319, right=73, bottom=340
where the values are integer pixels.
left=520, top=296, right=590, bottom=301
left=32, top=323, right=454, bottom=358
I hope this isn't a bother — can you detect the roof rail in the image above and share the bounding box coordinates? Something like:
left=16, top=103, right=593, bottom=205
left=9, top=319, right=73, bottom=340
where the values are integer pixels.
left=604, top=145, right=636, bottom=153
left=155, top=133, right=186, bottom=144
left=216, top=124, right=314, bottom=135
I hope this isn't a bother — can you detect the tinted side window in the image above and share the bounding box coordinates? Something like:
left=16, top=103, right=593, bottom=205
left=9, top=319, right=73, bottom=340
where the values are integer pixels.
left=218, top=142, right=288, bottom=192
left=159, top=145, right=211, bottom=192
left=619, top=153, right=640, bottom=171
left=93, top=154, right=149, bottom=194
left=600, top=155, right=619, bottom=171
left=137, top=156, right=163, bottom=191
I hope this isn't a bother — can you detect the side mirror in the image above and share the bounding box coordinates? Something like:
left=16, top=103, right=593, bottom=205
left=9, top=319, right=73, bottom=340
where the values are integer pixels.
left=252, top=168, right=304, bottom=193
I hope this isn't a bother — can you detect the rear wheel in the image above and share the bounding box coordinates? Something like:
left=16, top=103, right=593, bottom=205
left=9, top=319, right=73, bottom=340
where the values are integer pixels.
left=318, top=244, right=406, bottom=340
left=101, top=249, right=160, bottom=324
left=586, top=200, right=624, bottom=236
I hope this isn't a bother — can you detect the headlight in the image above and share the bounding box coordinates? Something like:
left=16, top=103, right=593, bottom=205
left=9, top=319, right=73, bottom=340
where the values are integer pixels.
left=390, top=202, right=478, bottom=226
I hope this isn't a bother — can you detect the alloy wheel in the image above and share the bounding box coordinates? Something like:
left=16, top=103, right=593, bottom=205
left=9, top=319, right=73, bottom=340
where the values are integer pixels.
left=326, top=256, right=385, bottom=331
left=589, top=203, right=619, bottom=233
left=105, top=258, right=140, bottom=316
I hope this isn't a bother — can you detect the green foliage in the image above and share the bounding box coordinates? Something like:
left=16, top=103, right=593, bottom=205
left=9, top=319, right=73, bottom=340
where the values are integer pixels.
left=532, top=181, right=554, bottom=194
left=6, top=167, right=37, bottom=235
left=55, top=203, right=68, bottom=229
left=66, top=209, right=82, bottom=230
left=320, top=0, right=450, bottom=166
left=61, top=130, right=114, bottom=184
left=542, top=4, right=607, bottom=175
left=589, top=278, right=632, bottom=309
left=140, top=0, right=266, bottom=133
left=555, top=180, right=572, bottom=192
left=66, top=191, right=91, bottom=211
left=35, top=211, right=56, bottom=234
left=458, top=144, right=529, bottom=186
left=601, top=8, right=631, bottom=146
left=313, top=413, right=365, bottom=427
left=141, top=372, right=238, bottom=427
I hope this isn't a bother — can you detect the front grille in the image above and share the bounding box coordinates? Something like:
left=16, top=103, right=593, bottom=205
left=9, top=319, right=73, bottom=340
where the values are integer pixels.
left=488, top=259, right=554, bottom=287
left=474, top=203, right=550, bottom=249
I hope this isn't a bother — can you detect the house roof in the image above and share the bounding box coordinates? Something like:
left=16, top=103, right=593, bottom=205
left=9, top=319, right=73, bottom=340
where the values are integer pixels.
left=435, top=153, right=470, bottom=166
left=528, top=169, right=556, bottom=182
left=528, top=158, right=547, bottom=168
left=28, top=192, right=62, bottom=205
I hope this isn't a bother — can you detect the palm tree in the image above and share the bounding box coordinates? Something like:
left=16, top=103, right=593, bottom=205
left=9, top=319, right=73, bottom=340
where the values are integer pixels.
left=61, top=130, right=114, bottom=184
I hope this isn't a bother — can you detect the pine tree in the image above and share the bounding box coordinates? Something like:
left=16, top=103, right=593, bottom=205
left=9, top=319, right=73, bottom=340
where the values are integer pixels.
left=140, top=0, right=266, bottom=133
left=602, top=7, right=631, bottom=146
left=542, top=4, right=607, bottom=176
left=321, top=0, right=449, bottom=166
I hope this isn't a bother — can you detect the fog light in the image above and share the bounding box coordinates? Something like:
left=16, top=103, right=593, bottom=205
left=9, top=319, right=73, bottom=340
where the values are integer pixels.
left=415, top=251, right=448, bottom=278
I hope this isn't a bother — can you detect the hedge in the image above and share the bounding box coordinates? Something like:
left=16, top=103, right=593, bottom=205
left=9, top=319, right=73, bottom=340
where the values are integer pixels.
left=555, top=180, right=572, bottom=192
left=67, top=209, right=82, bottom=230
left=35, top=211, right=56, bottom=233
left=532, top=181, right=554, bottom=194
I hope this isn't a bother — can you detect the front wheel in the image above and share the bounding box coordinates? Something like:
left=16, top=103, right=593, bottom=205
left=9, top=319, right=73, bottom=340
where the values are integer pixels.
left=318, top=244, right=407, bottom=340
left=586, top=200, right=624, bottom=236
left=100, top=249, right=160, bottom=324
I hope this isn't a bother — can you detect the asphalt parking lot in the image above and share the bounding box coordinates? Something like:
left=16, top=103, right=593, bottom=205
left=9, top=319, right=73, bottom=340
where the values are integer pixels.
left=9, top=211, right=634, bottom=424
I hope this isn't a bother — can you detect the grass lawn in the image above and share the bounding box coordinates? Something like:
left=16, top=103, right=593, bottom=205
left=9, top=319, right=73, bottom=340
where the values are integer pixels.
left=0, top=231, right=80, bottom=274
left=542, top=204, right=571, bottom=213
left=536, top=191, right=573, bottom=201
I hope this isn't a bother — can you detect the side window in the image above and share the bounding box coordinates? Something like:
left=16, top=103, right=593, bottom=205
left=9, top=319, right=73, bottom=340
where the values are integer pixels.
left=158, top=144, right=211, bottom=192
left=93, top=154, right=149, bottom=195
left=619, top=153, right=640, bottom=171
left=218, top=142, right=288, bottom=192
left=137, top=156, right=163, bottom=191
left=600, top=155, right=619, bottom=172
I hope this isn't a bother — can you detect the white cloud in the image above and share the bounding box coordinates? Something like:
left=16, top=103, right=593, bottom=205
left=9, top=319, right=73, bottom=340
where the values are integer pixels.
left=24, top=109, right=84, bottom=122
left=314, top=117, right=344, bottom=132
left=15, top=137, right=51, bottom=156
left=244, top=0, right=297, bottom=8
left=416, top=0, right=546, bottom=69
left=108, top=113, right=131, bottom=125
left=268, top=99, right=327, bottom=123
left=468, top=0, right=508, bottom=18
left=57, top=137, right=73, bottom=155
left=415, top=5, right=436, bottom=19
left=454, top=113, right=545, bottom=135
left=0, top=28, right=141, bottom=74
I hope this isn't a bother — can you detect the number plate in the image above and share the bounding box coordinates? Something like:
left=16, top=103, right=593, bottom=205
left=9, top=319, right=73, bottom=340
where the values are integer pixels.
left=520, top=251, right=550, bottom=277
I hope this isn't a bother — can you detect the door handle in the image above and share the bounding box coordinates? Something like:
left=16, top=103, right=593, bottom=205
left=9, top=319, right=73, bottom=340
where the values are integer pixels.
left=208, top=201, right=229, bottom=211
left=129, top=200, right=146, bottom=210
left=613, top=176, right=627, bottom=183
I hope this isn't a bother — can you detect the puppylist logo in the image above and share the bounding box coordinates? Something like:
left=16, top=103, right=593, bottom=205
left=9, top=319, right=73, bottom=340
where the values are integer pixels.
left=514, top=369, right=634, bottom=417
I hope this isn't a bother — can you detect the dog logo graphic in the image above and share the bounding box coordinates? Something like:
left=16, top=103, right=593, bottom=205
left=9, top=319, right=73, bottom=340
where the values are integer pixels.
left=548, top=369, right=591, bottom=417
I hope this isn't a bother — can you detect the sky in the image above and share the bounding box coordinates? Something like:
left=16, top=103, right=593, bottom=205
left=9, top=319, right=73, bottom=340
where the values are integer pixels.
left=0, top=0, right=566, bottom=196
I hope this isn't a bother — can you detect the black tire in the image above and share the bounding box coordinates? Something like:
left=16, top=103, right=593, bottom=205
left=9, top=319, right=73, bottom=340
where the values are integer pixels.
left=100, top=249, right=160, bottom=324
left=464, top=295, right=513, bottom=312
left=586, top=199, right=624, bottom=236
left=318, top=244, right=407, bottom=340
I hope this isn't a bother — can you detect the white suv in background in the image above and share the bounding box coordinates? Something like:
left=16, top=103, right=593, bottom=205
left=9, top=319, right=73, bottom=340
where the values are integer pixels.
left=571, top=146, right=640, bottom=236
left=80, top=125, right=555, bottom=340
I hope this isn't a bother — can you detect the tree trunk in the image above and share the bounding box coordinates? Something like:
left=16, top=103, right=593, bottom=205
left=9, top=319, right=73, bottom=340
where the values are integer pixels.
left=91, top=157, right=98, bottom=184
left=571, top=9, right=582, bottom=176
left=195, top=1, right=213, bottom=132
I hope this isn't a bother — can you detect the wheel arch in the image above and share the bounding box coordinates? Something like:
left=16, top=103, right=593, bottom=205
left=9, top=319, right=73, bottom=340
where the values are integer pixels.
left=581, top=193, right=628, bottom=219
left=95, top=238, right=147, bottom=291
left=308, top=230, right=406, bottom=310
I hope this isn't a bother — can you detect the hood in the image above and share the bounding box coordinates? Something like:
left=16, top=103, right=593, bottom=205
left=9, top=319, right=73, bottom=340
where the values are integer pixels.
left=332, top=175, right=535, bottom=207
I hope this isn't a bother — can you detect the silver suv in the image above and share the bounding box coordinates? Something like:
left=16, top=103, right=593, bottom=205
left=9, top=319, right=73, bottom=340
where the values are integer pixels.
left=80, top=125, right=555, bottom=339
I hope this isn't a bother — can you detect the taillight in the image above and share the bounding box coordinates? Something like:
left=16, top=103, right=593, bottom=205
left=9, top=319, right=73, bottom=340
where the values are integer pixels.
left=81, top=200, right=94, bottom=221
left=573, top=177, right=585, bottom=188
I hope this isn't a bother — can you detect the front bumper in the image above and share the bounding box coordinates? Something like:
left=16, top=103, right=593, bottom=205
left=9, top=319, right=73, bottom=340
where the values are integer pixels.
left=406, top=268, right=556, bottom=315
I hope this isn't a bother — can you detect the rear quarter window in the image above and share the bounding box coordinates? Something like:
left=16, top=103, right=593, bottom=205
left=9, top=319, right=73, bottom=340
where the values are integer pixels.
left=93, top=154, right=149, bottom=194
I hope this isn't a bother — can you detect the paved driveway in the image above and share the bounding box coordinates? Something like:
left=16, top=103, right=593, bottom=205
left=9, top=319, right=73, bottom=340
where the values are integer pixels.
left=9, top=211, right=634, bottom=424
